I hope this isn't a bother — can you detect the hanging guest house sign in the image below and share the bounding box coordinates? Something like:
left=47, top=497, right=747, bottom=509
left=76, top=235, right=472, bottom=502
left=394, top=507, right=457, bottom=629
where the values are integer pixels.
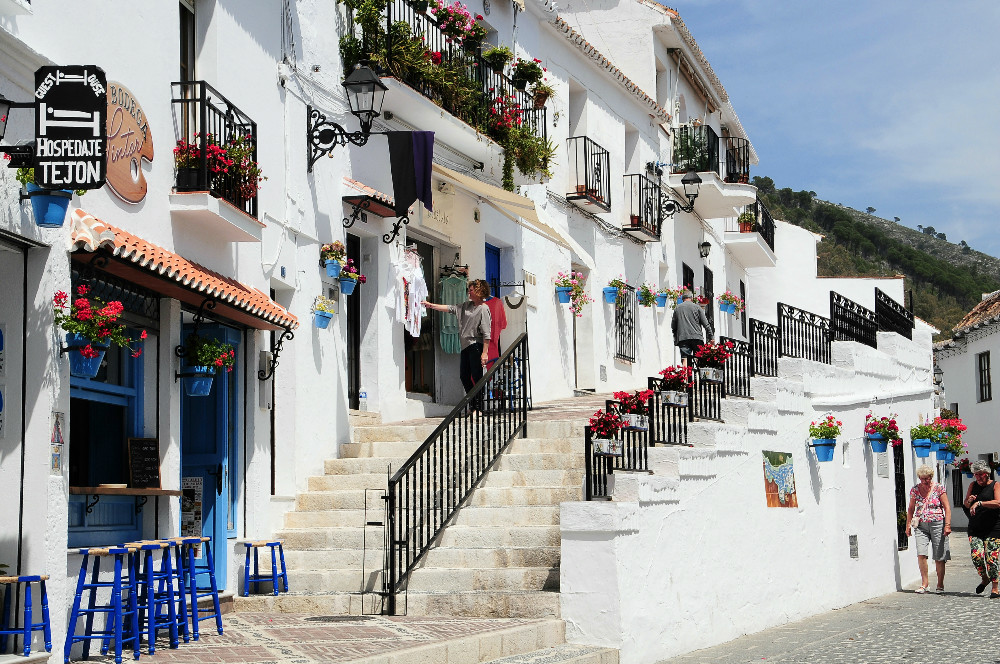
left=105, top=81, right=153, bottom=203
left=33, top=65, right=107, bottom=189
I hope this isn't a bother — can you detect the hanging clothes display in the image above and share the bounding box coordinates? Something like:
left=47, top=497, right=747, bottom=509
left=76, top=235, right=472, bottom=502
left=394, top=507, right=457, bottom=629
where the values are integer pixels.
left=484, top=296, right=507, bottom=366
left=439, top=274, right=467, bottom=354
left=500, top=293, right=527, bottom=350
left=389, top=244, right=428, bottom=337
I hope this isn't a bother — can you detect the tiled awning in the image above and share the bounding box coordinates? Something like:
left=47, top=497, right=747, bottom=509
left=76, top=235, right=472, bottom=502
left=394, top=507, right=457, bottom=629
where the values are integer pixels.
left=342, top=177, right=399, bottom=218
left=69, top=209, right=298, bottom=331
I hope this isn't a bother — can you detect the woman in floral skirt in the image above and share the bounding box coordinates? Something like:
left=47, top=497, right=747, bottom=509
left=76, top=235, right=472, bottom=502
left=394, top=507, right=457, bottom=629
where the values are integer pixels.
left=964, top=461, right=1000, bottom=597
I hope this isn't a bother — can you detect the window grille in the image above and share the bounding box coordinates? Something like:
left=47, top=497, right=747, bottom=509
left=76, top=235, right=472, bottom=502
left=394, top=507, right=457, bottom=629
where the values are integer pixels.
left=978, top=351, right=992, bottom=402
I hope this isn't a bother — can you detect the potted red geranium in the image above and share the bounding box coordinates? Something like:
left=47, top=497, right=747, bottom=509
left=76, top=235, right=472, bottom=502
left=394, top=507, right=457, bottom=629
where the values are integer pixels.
left=658, top=365, right=693, bottom=406
left=694, top=340, right=734, bottom=383
left=589, top=409, right=624, bottom=456
left=613, top=389, right=654, bottom=430
left=864, top=411, right=902, bottom=453
left=181, top=334, right=235, bottom=396
left=54, top=286, right=145, bottom=378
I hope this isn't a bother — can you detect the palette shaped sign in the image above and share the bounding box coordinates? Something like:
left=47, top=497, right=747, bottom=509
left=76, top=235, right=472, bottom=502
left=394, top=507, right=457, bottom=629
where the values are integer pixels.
left=33, top=65, right=107, bottom=189
left=105, top=81, right=154, bottom=203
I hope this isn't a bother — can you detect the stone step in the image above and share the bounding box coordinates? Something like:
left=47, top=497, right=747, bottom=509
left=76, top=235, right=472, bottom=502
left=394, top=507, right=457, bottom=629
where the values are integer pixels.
left=295, top=489, right=381, bottom=511
left=479, top=469, right=585, bottom=488
left=495, top=453, right=586, bottom=471
left=350, top=424, right=440, bottom=443
left=325, top=456, right=409, bottom=475
left=282, top=548, right=369, bottom=570
left=338, top=437, right=582, bottom=459
left=676, top=448, right=718, bottom=478
left=419, top=546, right=561, bottom=569
left=307, top=473, right=386, bottom=491
left=348, top=409, right=382, bottom=426
left=401, top=590, right=562, bottom=618
left=467, top=486, right=581, bottom=507
left=438, top=525, right=561, bottom=548
left=406, top=566, right=559, bottom=592
left=284, top=509, right=380, bottom=529
left=484, top=644, right=619, bottom=664
left=452, top=505, right=561, bottom=527
left=288, top=567, right=381, bottom=593
left=276, top=527, right=379, bottom=550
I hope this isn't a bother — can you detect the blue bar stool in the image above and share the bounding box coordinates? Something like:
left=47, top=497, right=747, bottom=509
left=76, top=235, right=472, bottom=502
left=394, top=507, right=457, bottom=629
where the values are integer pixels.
left=0, top=574, right=52, bottom=656
left=175, top=537, right=222, bottom=640
left=125, top=542, right=178, bottom=654
left=159, top=540, right=190, bottom=643
left=64, top=547, right=140, bottom=664
left=241, top=541, right=288, bottom=597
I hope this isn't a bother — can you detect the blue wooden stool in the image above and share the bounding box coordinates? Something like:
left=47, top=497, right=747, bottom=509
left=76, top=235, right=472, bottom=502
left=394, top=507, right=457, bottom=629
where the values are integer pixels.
left=64, top=547, right=140, bottom=664
left=175, top=537, right=222, bottom=640
left=0, top=575, right=52, bottom=656
left=242, top=541, right=288, bottom=596
left=126, top=542, right=178, bottom=654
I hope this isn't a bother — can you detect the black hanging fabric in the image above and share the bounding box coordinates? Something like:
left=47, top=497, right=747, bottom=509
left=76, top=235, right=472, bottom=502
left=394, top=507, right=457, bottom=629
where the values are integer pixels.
left=387, top=131, right=434, bottom=216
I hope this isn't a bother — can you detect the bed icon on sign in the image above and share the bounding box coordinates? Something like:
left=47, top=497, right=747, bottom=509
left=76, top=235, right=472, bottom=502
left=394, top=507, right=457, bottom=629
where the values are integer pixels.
left=38, top=104, right=102, bottom=136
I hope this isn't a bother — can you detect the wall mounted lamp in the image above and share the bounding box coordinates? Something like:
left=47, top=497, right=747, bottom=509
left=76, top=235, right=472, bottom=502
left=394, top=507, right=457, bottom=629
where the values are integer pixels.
left=698, top=241, right=712, bottom=258
left=307, top=63, right=388, bottom=172
left=659, top=169, right=702, bottom=218
left=0, top=93, right=36, bottom=167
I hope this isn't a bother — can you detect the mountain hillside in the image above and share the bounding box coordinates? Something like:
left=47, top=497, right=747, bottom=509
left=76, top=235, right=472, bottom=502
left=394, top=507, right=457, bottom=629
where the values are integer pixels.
left=751, top=176, right=999, bottom=338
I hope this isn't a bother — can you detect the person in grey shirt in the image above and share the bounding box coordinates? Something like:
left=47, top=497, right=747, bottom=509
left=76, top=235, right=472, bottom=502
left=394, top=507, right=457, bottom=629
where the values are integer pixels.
left=423, top=279, right=492, bottom=408
left=671, top=290, right=713, bottom=366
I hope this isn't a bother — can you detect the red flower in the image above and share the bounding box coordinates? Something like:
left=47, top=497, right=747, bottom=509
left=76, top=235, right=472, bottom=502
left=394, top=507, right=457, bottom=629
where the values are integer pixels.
left=53, top=291, right=68, bottom=308
left=76, top=285, right=89, bottom=296
left=140, top=330, right=148, bottom=339
left=78, top=344, right=99, bottom=359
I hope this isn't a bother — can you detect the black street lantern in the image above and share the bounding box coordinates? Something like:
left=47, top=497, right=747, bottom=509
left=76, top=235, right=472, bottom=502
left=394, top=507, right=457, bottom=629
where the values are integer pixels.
left=681, top=169, right=702, bottom=202
left=698, top=241, right=712, bottom=258
left=307, top=64, right=389, bottom=172
left=0, top=93, right=36, bottom=166
left=343, top=64, right=387, bottom=134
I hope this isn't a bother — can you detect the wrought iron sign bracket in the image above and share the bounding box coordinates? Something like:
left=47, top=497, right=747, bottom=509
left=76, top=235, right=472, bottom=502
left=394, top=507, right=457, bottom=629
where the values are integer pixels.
left=1, top=143, right=35, bottom=170
left=134, top=495, right=148, bottom=515
left=307, top=105, right=387, bottom=172
left=659, top=195, right=695, bottom=219
left=174, top=298, right=218, bottom=381
left=85, top=494, right=100, bottom=514
left=382, top=216, right=409, bottom=244
left=344, top=197, right=373, bottom=229
left=258, top=326, right=294, bottom=381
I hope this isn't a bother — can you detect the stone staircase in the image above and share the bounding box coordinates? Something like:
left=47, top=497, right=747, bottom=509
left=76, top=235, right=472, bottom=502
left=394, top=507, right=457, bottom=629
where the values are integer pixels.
left=237, top=412, right=587, bottom=619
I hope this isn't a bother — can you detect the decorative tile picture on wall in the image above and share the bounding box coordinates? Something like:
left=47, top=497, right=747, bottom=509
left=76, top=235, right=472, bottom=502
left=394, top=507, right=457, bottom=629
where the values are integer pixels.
left=763, top=450, right=797, bottom=508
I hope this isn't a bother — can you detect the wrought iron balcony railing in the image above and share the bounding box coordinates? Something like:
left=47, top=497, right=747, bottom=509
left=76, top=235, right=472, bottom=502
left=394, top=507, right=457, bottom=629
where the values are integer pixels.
left=723, top=136, right=750, bottom=184
left=672, top=124, right=719, bottom=176
left=729, top=197, right=776, bottom=252
left=349, top=0, right=546, bottom=143
left=566, top=136, right=610, bottom=211
left=171, top=80, right=259, bottom=219
left=623, top=174, right=661, bottom=240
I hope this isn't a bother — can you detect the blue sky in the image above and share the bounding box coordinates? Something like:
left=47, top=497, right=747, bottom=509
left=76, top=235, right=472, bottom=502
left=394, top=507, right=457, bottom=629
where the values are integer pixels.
left=665, top=1, right=1000, bottom=257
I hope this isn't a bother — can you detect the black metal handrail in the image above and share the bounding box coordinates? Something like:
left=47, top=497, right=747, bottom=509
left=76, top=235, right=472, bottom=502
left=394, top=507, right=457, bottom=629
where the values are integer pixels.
left=721, top=336, right=752, bottom=398
left=384, top=333, right=530, bottom=614
left=830, top=291, right=877, bottom=349
left=584, top=400, right=650, bottom=501
left=749, top=318, right=779, bottom=377
left=648, top=376, right=689, bottom=447
left=690, top=363, right=723, bottom=421
left=875, top=288, right=913, bottom=340
left=778, top=302, right=831, bottom=364
left=171, top=80, right=258, bottom=219
left=615, top=284, right=636, bottom=362
left=672, top=124, right=719, bottom=176
left=566, top=136, right=611, bottom=211
left=623, top=173, right=661, bottom=240
left=723, top=136, right=750, bottom=184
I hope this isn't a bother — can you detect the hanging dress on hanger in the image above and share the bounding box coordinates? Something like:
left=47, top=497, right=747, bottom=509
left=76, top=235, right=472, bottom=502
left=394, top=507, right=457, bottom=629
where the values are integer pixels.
left=439, top=274, right=466, bottom=354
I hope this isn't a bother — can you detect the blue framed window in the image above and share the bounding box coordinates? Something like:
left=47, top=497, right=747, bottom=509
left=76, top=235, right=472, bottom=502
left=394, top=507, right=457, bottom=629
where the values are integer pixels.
left=485, top=243, right=501, bottom=297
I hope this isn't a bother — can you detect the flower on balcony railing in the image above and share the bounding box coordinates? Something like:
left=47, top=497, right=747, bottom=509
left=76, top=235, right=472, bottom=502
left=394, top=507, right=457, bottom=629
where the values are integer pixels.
left=933, top=416, right=968, bottom=455
left=430, top=0, right=475, bottom=42
left=717, top=290, right=745, bottom=314
left=174, top=132, right=266, bottom=199
left=808, top=415, right=842, bottom=440
left=183, top=334, right=236, bottom=372
left=482, top=45, right=514, bottom=72
left=339, top=258, right=367, bottom=283
left=553, top=271, right=593, bottom=318
left=54, top=286, right=146, bottom=358
left=226, top=133, right=267, bottom=200
left=464, top=20, right=488, bottom=49
left=613, top=389, right=654, bottom=415
left=588, top=409, right=624, bottom=439
left=658, top=365, right=694, bottom=391
left=694, top=340, right=734, bottom=368
left=637, top=283, right=657, bottom=308
left=954, top=457, right=972, bottom=473
left=174, top=132, right=233, bottom=174
left=488, top=94, right=524, bottom=138
left=864, top=412, right=902, bottom=446
left=511, top=58, right=544, bottom=87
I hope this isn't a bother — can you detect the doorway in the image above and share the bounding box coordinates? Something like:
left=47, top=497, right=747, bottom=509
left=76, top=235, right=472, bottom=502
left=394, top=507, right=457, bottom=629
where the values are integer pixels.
left=404, top=239, right=435, bottom=396
left=347, top=235, right=361, bottom=410
left=572, top=264, right=595, bottom=390
left=180, top=324, right=240, bottom=589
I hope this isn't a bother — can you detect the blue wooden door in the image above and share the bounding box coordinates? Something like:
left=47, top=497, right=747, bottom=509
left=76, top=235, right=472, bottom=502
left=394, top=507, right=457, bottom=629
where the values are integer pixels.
left=485, top=243, right=501, bottom=296
left=181, top=325, right=240, bottom=588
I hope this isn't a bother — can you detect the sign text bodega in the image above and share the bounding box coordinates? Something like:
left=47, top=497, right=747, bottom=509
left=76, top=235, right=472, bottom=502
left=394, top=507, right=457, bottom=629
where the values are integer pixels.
left=34, top=66, right=107, bottom=190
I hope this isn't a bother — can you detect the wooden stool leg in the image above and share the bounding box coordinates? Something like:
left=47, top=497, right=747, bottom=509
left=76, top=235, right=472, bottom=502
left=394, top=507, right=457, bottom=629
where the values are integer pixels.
left=112, top=554, right=124, bottom=664
left=83, top=556, right=101, bottom=660
left=41, top=580, right=52, bottom=652
left=270, top=545, right=279, bottom=596
left=22, top=581, right=32, bottom=657
left=128, top=553, right=141, bottom=661
left=185, top=545, right=200, bottom=642
left=203, top=541, right=223, bottom=635
left=253, top=548, right=260, bottom=595
left=64, top=554, right=89, bottom=664
left=163, top=550, right=179, bottom=648
left=279, top=543, right=289, bottom=592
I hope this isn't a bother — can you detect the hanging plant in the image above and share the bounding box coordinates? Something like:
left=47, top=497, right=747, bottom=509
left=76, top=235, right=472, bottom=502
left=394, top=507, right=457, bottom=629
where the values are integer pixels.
left=184, top=335, right=236, bottom=372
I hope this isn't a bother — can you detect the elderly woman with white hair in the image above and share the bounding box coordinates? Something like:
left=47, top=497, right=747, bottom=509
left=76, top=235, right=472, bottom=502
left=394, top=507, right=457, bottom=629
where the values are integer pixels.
left=963, top=460, right=1000, bottom=597
left=905, top=465, right=952, bottom=593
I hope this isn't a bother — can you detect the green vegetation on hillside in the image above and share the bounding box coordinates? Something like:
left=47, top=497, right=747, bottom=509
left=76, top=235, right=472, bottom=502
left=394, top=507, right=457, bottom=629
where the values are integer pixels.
left=752, top=176, right=997, bottom=337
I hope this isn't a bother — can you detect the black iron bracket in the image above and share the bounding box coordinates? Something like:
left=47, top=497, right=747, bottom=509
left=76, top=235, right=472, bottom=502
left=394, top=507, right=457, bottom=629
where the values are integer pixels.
left=258, top=326, right=294, bottom=381
left=85, top=495, right=100, bottom=514
left=382, top=216, right=409, bottom=244
left=135, top=495, right=148, bottom=515
left=174, top=298, right=218, bottom=381
left=344, top=197, right=373, bottom=229
left=660, top=195, right=695, bottom=218
left=308, top=105, right=381, bottom=172
left=2, top=143, right=34, bottom=170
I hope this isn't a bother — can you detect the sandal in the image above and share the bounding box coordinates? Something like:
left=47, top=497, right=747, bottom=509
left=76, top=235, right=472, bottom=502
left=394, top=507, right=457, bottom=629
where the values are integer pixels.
left=977, top=581, right=989, bottom=594
left=916, top=585, right=928, bottom=594
left=990, top=592, right=1000, bottom=599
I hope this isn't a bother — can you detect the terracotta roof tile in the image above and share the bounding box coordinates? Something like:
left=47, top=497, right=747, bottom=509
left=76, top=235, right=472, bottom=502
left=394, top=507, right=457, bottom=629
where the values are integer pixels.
left=953, top=290, right=1000, bottom=335
left=68, top=208, right=298, bottom=329
left=343, top=177, right=396, bottom=209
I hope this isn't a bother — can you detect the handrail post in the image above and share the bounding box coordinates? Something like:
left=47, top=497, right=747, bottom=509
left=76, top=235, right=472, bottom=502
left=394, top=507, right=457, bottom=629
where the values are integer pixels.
left=584, top=426, right=593, bottom=501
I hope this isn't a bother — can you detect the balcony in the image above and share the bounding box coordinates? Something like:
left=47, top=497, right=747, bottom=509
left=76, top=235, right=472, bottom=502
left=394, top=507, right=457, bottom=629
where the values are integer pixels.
left=669, top=124, right=755, bottom=218
left=723, top=197, right=776, bottom=268
left=723, top=136, right=750, bottom=184
left=565, top=136, right=610, bottom=212
left=170, top=81, right=263, bottom=240
left=623, top=174, right=660, bottom=241
left=346, top=0, right=547, bottom=157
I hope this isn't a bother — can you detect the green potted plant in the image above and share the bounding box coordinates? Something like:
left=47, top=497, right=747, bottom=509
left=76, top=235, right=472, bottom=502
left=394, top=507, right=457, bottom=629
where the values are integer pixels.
left=808, top=415, right=842, bottom=462
left=553, top=271, right=593, bottom=317
left=15, top=167, right=85, bottom=228
left=482, top=45, right=513, bottom=73
left=717, top=290, right=744, bottom=315
left=637, top=283, right=657, bottom=308
left=338, top=258, right=367, bottom=295
left=864, top=412, right=902, bottom=453
left=312, top=296, right=337, bottom=329
left=510, top=57, right=544, bottom=90
left=737, top=209, right=755, bottom=233
left=321, top=241, right=347, bottom=277
left=603, top=276, right=627, bottom=305
left=531, top=80, right=554, bottom=108
left=53, top=286, right=145, bottom=378
left=463, top=21, right=488, bottom=52
left=672, top=128, right=707, bottom=173
left=909, top=421, right=940, bottom=458
left=181, top=334, right=235, bottom=397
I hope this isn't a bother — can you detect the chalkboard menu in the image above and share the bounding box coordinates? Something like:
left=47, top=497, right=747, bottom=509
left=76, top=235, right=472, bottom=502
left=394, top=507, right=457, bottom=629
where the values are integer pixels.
left=128, top=438, right=161, bottom=489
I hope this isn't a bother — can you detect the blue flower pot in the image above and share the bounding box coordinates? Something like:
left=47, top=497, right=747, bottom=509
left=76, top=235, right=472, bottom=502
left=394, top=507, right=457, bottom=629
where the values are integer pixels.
left=965, top=472, right=974, bottom=478
left=655, top=293, right=668, bottom=308
left=324, top=259, right=341, bottom=278
left=868, top=433, right=888, bottom=453
left=314, top=310, right=333, bottom=329
left=677, top=297, right=684, bottom=305
left=183, top=365, right=215, bottom=397
left=912, top=438, right=932, bottom=458
left=935, top=448, right=955, bottom=463
left=812, top=438, right=836, bottom=462
left=720, top=302, right=736, bottom=315
left=339, top=277, right=358, bottom=295
left=602, top=287, right=619, bottom=304
left=26, top=184, right=73, bottom=228
left=555, top=286, right=572, bottom=304
left=65, top=332, right=109, bottom=378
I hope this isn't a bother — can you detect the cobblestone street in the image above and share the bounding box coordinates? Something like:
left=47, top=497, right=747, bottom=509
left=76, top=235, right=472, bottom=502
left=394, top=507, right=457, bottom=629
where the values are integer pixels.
left=660, top=532, right=998, bottom=664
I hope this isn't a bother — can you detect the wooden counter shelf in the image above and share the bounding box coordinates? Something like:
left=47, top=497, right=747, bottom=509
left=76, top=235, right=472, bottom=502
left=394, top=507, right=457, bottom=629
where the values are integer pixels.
left=69, top=487, right=181, bottom=515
